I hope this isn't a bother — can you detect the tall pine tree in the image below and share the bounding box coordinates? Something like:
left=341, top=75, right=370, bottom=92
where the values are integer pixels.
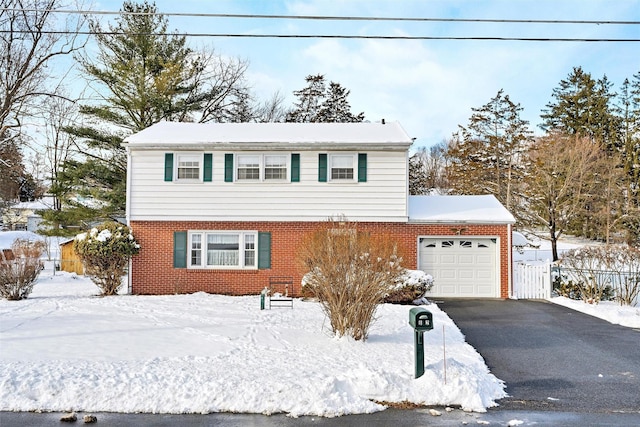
left=446, top=89, right=531, bottom=212
left=47, top=1, right=251, bottom=233
left=540, top=66, right=621, bottom=151
left=286, top=74, right=365, bottom=123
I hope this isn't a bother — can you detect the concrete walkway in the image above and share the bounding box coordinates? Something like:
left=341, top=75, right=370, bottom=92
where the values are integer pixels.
left=437, top=299, right=640, bottom=413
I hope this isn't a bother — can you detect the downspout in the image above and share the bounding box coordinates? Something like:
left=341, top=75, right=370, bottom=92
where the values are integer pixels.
left=507, top=223, right=512, bottom=299
left=125, top=146, right=133, bottom=295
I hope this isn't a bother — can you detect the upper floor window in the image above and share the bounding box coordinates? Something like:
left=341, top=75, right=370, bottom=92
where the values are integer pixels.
left=237, top=155, right=260, bottom=180
left=330, top=154, right=355, bottom=181
left=235, top=154, right=290, bottom=182
left=318, top=153, right=366, bottom=183
left=164, top=153, right=211, bottom=182
left=177, top=154, right=201, bottom=180
left=264, top=155, right=288, bottom=180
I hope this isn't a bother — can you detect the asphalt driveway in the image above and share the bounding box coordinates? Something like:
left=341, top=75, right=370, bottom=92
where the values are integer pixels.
left=437, top=299, right=640, bottom=413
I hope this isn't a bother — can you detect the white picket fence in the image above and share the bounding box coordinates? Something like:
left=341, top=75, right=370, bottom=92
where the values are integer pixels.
left=512, top=261, right=553, bottom=299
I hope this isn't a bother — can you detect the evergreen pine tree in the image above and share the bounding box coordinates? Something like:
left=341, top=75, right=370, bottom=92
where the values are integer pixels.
left=447, top=90, right=531, bottom=212
left=286, top=74, right=326, bottom=122
left=286, top=74, right=365, bottom=123
left=408, top=152, right=429, bottom=195
left=318, top=82, right=365, bottom=123
left=50, top=0, right=250, bottom=230
left=540, top=66, right=621, bottom=150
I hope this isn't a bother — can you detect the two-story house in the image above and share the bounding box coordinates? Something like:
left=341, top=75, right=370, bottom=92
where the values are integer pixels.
left=124, top=121, right=515, bottom=298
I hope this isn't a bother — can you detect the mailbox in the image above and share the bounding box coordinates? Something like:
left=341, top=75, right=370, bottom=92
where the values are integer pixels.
left=409, top=307, right=433, bottom=331
left=408, top=307, right=433, bottom=379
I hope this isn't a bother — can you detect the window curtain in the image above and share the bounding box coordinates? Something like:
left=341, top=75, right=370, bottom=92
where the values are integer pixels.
left=207, top=234, right=239, bottom=266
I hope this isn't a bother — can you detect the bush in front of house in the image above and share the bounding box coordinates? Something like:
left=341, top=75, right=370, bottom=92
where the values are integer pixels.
left=384, top=270, right=434, bottom=304
left=298, top=219, right=405, bottom=341
left=558, top=245, right=640, bottom=305
left=0, top=239, right=45, bottom=300
left=74, top=222, right=140, bottom=296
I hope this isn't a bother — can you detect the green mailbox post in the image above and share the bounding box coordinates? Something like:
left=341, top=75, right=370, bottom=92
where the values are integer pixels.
left=409, top=307, right=433, bottom=379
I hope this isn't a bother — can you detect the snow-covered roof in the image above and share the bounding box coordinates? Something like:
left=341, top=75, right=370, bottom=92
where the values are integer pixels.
left=0, top=231, right=44, bottom=250
left=408, top=195, right=516, bottom=224
left=123, top=121, right=414, bottom=149
left=10, top=198, right=54, bottom=211
left=512, top=231, right=532, bottom=247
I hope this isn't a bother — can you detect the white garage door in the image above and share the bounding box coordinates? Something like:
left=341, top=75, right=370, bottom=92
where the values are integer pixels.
left=419, top=238, right=498, bottom=298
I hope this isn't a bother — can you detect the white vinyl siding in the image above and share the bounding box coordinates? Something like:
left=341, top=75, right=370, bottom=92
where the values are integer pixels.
left=128, top=150, right=408, bottom=222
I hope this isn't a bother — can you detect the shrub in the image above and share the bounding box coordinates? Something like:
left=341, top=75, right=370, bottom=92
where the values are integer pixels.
left=74, top=222, right=140, bottom=296
left=553, top=277, right=615, bottom=302
left=384, top=270, right=434, bottom=304
left=558, top=245, right=639, bottom=305
left=298, top=219, right=404, bottom=341
left=0, top=239, right=45, bottom=300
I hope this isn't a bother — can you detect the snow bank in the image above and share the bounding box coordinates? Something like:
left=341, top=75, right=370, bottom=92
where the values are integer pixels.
left=550, top=296, right=640, bottom=328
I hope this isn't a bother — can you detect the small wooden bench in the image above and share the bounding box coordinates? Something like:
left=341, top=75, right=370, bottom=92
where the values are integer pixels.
left=267, top=276, right=294, bottom=309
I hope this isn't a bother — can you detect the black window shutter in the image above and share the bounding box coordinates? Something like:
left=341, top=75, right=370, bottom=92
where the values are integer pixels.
left=318, top=153, right=327, bottom=182
left=291, top=153, right=300, bottom=182
left=224, top=154, right=234, bottom=182
left=173, top=231, right=187, bottom=268
left=258, top=232, right=271, bottom=269
left=358, top=153, right=367, bottom=182
left=164, top=153, right=174, bottom=182
left=203, top=153, right=213, bottom=182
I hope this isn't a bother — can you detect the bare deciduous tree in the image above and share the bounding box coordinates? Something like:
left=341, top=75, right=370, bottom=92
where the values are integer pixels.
left=0, top=0, right=86, bottom=143
left=520, top=133, right=606, bottom=260
left=409, top=142, right=449, bottom=195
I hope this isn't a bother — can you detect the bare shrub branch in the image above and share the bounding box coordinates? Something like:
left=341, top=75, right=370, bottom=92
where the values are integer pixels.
left=559, top=245, right=640, bottom=305
left=0, top=239, right=45, bottom=300
left=298, top=219, right=404, bottom=341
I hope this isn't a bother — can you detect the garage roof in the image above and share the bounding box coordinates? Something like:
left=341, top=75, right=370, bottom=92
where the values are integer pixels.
left=408, top=195, right=516, bottom=224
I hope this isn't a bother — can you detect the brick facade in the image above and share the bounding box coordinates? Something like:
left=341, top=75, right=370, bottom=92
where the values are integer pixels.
left=129, top=220, right=511, bottom=298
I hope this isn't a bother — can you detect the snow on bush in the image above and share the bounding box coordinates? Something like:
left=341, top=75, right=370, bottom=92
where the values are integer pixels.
left=74, top=222, right=139, bottom=296
left=384, top=269, right=434, bottom=304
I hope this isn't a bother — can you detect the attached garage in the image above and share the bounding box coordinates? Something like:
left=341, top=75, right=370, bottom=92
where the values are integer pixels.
left=409, top=195, right=516, bottom=298
left=419, top=237, right=498, bottom=297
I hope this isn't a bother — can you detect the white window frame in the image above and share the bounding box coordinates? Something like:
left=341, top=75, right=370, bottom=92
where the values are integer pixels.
left=188, top=231, right=258, bottom=270
left=235, top=153, right=290, bottom=182
left=175, top=153, right=202, bottom=182
left=329, top=153, right=356, bottom=182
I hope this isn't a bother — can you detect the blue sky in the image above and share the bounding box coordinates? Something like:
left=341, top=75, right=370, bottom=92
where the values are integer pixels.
left=88, top=0, right=640, bottom=148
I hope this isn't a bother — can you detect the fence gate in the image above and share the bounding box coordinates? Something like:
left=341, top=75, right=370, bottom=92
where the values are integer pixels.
left=512, top=261, right=552, bottom=299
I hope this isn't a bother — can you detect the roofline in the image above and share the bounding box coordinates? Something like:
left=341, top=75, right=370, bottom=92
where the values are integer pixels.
left=122, top=142, right=414, bottom=151
left=408, top=219, right=516, bottom=225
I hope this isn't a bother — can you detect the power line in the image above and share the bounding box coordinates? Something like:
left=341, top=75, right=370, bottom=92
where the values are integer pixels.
left=2, top=30, right=638, bottom=42
left=4, top=8, right=640, bottom=25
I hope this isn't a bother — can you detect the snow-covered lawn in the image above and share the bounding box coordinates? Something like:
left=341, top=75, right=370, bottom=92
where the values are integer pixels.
left=0, top=268, right=506, bottom=417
